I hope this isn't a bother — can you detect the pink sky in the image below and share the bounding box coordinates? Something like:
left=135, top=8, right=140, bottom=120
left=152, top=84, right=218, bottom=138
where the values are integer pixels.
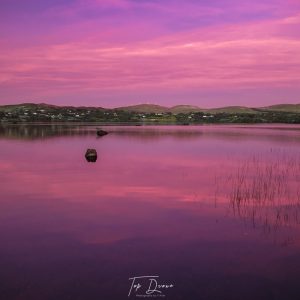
left=0, top=0, right=300, bottom=107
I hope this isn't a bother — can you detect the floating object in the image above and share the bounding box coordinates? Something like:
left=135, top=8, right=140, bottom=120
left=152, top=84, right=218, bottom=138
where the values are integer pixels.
left=96, top=129, right=108, bottom=136
left=85, top=149, right=97, bottom=162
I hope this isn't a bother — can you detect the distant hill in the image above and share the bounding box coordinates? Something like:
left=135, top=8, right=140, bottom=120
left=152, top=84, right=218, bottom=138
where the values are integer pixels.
left=168, top=105, right=204, bottom=113
left=117, top=104, right=205, bottom=114
left=0, top=103, right=57, bottom=112
left=1, top=102, right=300, bottom=124
left=1, top=102, right=300, bottom=114
left=115, top=104, right=261, bottom=114
left=261, top=104, right=300, bottom=113
left=115, top=104, right=168, bottom=113
left=115, top=104, right=300, bottom=114
left=0, top=103, right=105, bottom=112
left=205, top=106, right=258, bottom=114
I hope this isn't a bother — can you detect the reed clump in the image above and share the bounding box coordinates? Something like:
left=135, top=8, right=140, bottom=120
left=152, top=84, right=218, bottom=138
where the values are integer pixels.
left=223, top=149, right=300, bottom=237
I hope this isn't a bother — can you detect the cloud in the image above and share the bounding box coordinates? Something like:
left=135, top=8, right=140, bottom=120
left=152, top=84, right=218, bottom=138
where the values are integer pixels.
left=0, top=0, right=300, bottom=105
left=1, top=14, right=300, bottom=95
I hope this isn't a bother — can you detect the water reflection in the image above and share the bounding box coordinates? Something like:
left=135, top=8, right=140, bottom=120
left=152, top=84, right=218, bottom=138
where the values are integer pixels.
left=0, top=124, right=94, bottom=140
left=1, top=124, right=300, bottom=299
left=216, top=149, right=300, bottom=244
left=2, top=124, right=300, bottom=144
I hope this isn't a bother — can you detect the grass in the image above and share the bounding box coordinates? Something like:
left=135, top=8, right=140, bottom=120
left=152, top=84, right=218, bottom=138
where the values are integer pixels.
left=217, top=149, right=300, bottom=241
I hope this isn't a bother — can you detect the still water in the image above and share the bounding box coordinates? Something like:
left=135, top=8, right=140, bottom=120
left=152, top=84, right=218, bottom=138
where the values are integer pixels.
left=1, top=124, right=300, bottom=300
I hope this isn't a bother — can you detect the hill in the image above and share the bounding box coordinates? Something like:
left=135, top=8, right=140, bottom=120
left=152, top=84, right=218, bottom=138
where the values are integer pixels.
left=1, top=102, right=300, bottom=125
left=168, top=105, right=204, bottom=113
left=1, top=102, right=300, bottom=114
left=262, top=104, right=300, bottom=113
left=206, top=106, right=258, bottom=114
left=0, top=103, right=105, bottom=112
left=115, top=104, right=168, bottom=113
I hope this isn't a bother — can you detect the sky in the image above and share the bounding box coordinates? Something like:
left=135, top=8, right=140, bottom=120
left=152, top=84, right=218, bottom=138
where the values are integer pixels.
left=0, top=0, right=300, bottom=108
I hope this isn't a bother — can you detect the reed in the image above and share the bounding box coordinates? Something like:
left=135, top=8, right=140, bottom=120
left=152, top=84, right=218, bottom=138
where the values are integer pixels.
left=218, top=148, right=300, bottom=241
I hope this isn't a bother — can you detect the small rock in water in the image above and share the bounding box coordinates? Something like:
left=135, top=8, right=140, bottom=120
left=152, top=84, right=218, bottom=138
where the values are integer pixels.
left=96, top=129, right=108, bottom=136
left=85, top=149, right=97, bottom=162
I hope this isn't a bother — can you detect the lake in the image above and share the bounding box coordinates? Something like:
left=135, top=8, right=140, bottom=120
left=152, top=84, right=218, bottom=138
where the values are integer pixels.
left=1, top=124, right=300, bottom=300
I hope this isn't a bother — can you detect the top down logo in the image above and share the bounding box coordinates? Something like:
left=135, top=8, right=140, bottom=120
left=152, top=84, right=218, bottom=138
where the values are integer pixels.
left=128, top=276, right=175, bottom=298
